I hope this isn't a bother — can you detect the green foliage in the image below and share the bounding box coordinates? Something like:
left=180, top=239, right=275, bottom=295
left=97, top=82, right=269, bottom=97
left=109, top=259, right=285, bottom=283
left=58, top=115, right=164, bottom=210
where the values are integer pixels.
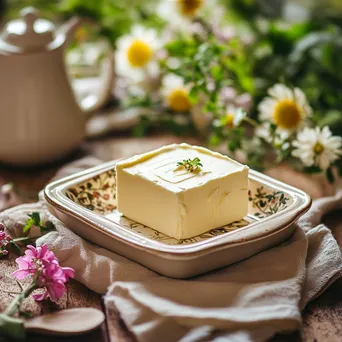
left=133, top=114, right=196, bottom=137
left=165, top=32, right=255, bottom=120
left=4, top=0, right=60, bottom=19
left=5, top=0, right=342, bottom=177
left=60, top=0, right=131, bottom=45
left=23, top=213, right=56, bottom=234
left=6, top=0, right=162, bottom=47
left=223, top=0, right=342, bottom=133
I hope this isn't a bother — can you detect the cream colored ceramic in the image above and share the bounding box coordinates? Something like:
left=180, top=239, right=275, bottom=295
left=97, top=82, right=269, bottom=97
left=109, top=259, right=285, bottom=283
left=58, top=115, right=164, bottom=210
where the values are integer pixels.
left=25, top=308, right=105, bottom=336
left=44, top=160, right=311, bottom=278
left=0, top=7, right=114, bottom=165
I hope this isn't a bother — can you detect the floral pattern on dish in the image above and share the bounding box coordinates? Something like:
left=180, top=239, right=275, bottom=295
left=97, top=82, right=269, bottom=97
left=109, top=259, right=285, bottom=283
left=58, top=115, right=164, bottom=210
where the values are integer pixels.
left=65, top=169, right=116, bottom=213
left=248, top=186, right=289, bottom=219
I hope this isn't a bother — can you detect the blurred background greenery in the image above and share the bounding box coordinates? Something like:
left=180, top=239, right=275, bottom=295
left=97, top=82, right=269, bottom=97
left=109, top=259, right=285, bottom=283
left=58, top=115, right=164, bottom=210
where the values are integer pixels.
left=2, top=0, right=341, bottom=135
left=1, top=0, right=341, bottom=175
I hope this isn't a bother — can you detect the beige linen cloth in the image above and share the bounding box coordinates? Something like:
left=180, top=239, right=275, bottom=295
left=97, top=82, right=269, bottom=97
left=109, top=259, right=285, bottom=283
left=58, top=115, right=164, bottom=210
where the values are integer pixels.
left=1, top=158, right=342, bottom=342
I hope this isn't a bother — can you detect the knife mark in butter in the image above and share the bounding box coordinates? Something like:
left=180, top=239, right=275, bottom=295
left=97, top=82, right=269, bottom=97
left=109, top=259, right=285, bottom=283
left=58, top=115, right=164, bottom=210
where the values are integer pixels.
left=208, top=187, right=219, bottom=203
left=153, top=162, right=211, bottom=184
left=219, top=192, right=230, bottom=206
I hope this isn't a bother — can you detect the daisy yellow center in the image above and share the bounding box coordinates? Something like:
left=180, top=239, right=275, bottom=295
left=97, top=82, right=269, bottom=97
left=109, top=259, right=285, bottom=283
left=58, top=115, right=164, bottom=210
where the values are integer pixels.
left=126, top=40, right=152, bottom=67
left=314, top=142, right=324, bottom=155
left=225, top=113, right=234, bottom=127
left=74, top=27, right=88, bottom=42
left=273, top=99, right=301, bottom=129
left=167, top=88, right=191, bottom=112
left=177, top=0, right=203, bottom=16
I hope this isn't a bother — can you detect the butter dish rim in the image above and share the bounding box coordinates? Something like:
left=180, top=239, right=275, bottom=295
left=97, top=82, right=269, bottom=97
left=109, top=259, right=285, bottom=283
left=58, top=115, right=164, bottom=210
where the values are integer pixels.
left=44, top=159, right=311, bottom=259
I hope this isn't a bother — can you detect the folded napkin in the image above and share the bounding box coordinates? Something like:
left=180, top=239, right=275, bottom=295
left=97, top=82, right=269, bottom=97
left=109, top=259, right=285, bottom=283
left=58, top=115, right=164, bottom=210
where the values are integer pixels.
left=1, top=158, right=342, bottom=342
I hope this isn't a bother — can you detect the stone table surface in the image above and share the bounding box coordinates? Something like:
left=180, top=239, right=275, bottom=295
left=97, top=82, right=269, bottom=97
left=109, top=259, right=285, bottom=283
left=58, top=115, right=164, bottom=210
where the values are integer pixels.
left=0, top=134, right=341, bottom=342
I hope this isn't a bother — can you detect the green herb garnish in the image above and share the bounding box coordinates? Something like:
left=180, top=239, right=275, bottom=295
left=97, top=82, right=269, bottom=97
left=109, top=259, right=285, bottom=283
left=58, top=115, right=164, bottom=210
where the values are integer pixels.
left=176, top=157, right=203, bottom=173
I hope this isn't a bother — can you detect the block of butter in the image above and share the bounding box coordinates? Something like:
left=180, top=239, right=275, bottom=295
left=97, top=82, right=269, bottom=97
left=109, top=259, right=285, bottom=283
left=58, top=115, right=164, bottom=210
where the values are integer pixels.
left=115, top=143, right=249, bottom=240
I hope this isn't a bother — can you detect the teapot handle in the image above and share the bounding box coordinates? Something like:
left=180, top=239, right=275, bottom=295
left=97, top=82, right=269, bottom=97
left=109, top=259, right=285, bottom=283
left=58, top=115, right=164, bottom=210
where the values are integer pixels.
left=60, top=17, right=114, bottom=117
left=78, top=50, right=115, bottom=116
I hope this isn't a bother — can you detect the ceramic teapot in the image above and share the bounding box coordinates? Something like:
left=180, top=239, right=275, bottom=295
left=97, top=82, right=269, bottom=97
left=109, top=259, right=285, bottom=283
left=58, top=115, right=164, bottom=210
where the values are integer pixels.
left=0, top=7, right=114, bottom=166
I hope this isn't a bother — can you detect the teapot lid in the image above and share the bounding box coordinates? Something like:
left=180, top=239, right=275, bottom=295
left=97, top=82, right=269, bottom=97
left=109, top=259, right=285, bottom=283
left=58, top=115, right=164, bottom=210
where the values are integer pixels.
left=0, top=7, right=55, bottom=53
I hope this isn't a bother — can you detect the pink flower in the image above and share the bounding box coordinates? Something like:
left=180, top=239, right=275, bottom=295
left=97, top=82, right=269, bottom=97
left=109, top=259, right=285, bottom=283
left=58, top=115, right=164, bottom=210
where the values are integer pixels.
left=0, top=225, right=11, bottom=256
left=12, top=244, right=74, bottom=301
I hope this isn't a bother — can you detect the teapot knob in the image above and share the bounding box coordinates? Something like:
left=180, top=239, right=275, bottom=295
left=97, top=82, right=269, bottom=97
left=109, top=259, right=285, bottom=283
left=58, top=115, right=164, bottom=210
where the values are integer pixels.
left=0, top=6, right=54, bottom=53
left=20, top=7, right=38, bottom=32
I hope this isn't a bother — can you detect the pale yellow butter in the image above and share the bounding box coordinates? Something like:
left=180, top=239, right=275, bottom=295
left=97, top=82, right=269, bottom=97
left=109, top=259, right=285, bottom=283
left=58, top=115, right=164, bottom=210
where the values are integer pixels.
left=115, top=143, right=249, bottom=240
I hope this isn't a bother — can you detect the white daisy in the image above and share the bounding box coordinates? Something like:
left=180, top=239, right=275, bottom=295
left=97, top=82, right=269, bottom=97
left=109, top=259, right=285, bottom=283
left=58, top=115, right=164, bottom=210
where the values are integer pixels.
left=255, top=122, right=290, bottom=148
left=292, top=126, right=342, bottom=171
left=157, top=0, right=213, bottom=28
left=161, top=74, right=191, bottom=112
left=213, top=106, right=247, bottom=128
left=274, top=132, right=290, bottom=151
left=258, top=84, right=312, bottom=132
left=255, top=122, right=272, bottom=143
left=115, top=26, right=162, bottom=83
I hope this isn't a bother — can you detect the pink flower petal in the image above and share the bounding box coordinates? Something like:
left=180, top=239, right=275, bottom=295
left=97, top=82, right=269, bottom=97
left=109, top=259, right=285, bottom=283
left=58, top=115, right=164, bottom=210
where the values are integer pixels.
left=12, top=269, right=31, bottom=280
left=39, top=244, right=57, bottom=262
left=61, top=267, right=75, bottom=280
left=47, top=281, right=66, bottom=301
left=24, top=249, right=35, bottom=258
left=33, top=291, right=48, bottom=302
left=15, top=256, right=33, bottom=269
left=14, top=244, right=75, bottom=302
left=26, top=245, right=37, bottom=252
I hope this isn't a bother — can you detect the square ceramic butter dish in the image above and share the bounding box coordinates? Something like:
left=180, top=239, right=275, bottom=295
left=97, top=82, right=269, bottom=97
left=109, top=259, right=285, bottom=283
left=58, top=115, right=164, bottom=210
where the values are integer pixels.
left=116, top=143, right=249, bottom=240
left=44, top=159, right=311, bottom=279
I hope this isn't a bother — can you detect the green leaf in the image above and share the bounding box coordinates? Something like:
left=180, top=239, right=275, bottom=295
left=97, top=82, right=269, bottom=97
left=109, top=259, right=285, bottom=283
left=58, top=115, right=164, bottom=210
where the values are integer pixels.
left=0, top=313, right=26, bottom=341
left=317, top=110, right=342, bottom=129
left=132, top=116, right=151, bottom=137
left=23, top=218, right=34, bottom=233
left=208, top=133, right=221, bottom=146
left=304, top=166, right=322, bottom=174
left=30, top=212, right=41, bottom=226
left=9, top=241, right=23, bottom=256
left=39, top=220, right=56, bottom=232
left=211, top=65, right=223, bottom=80
left=290, top=31, right=341, bottom=64
left=228, top=139, right=240, bottom=152
left=166, top=40, right=187, bottom=55
left=23, top=212, right=41, bottom=233
left=189, top=86, right=200, bottom=102
left=23, top=212, right=55, bottom=235
left=44, top=221, right=56, bottom=231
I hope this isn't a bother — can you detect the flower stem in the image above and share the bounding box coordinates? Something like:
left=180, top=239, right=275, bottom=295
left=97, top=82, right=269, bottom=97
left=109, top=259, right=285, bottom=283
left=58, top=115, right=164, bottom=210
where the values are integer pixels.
left=244, top=117, right=259, bottom=127
left=9, top=241, right=23, bottom=256
left=10, top=237, right=41, bottom=256
left=12, top=236, right=40, bottom=243
left=4, top=281, right=37, bottom=317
